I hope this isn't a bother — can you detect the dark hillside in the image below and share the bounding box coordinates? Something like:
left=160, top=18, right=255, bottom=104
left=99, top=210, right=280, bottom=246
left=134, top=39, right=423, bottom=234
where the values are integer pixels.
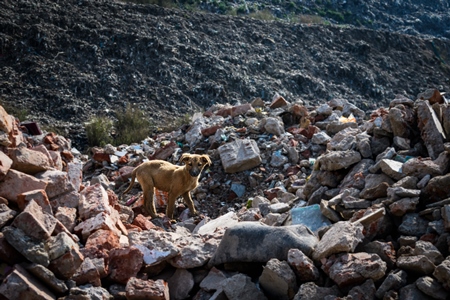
left=1, top=0, right=450, bottom=149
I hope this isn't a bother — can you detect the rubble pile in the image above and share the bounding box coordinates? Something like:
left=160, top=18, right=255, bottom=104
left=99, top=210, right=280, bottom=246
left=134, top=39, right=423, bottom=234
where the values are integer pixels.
left=1, top=87, right=450, bottom=299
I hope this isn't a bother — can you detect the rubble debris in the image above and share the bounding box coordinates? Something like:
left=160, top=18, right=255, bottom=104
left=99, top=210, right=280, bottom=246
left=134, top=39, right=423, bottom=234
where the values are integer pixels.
left=1, top=88, right=450, bottom=299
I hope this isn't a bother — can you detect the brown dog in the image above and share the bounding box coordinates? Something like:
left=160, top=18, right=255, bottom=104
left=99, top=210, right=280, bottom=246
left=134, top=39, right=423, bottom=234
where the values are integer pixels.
left=123, top=153, right=211, bottom=219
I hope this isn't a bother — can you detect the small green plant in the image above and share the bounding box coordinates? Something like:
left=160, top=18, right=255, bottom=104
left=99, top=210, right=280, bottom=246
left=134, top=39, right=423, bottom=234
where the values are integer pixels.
left=296, top=14, right=325, bottom=24
left=248, top=9, right=276, bottom=21
left=0, top=102, right=29, bottom=121
left=113, top=104, right=152, bottom=146
left=85, top=116, right=113, bottom=147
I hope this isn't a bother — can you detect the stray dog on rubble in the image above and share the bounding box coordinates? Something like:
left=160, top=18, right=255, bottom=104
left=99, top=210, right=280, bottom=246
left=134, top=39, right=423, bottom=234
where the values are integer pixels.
left=123, top=153, right=211, bottom=220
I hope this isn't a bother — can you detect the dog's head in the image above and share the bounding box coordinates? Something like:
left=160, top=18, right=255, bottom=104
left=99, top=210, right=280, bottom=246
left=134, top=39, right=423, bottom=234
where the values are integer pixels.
left=180, top=153, right=211, bottom=177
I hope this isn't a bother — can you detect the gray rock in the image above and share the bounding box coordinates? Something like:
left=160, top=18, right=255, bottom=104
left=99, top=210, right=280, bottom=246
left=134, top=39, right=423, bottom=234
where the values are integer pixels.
left=222, top=273, right=268, bottom=300
left=338, top=159, right=374, bottom=190
left=218, top=139, right=261, bottom=173
left=259, top=258, right=298, bottom=300
left=22, top=262, right=69, bottom=294
left=364, top=240, right=396, bottom=269
left=0, top=264, right=56, bottom=300
left=379, top=159, right=406, bottom=181
left=359, top=173, right=394, bottom=200
left=389, top=197, right=419, bottom=217
left=316, top=150, right=361, bottom=171
left=63, top=284, right=113, bottom=300
left=348, top=279, right=376, bottom=300
left=311, top=131, right=331, bottom=145
left=209, top=222, right=318, bottom=266
left=167, top=268, right=194, bottom=300
left=392, top=176, right=419, bottom=189
left=326, top=120, right=358, bottom=135
left=269, top=202, right=290, bottom=214
left=396, top=255, right=435, bottom=275
left=433, top=257, right=450, bottom=289
left=0, top=203, right=17, bottom=229
left=264, top=117, right=285, bottom=136
left=416, top=100, right=445, bottom=160
left=399, top=283, right=434, bottom=300
left=415, top=276, right=448, bottom=300
left=423, top=173, right=450, bottom=203
left=2, top=226, right=50, bottom=266
left=376, top=269, right=408, bottom=299
left=328, top=127, right=360, bottom=151
left=398, top=213, right=428, bottom=237
left=312, top=221, right=364, bottom=261
left=402, top=156, right=446, bottom=179
left=413, top=240, right=444, bottom=265
left=293, top=282, right=341, bottom=300
left=199, top=267, right=229, bottom=292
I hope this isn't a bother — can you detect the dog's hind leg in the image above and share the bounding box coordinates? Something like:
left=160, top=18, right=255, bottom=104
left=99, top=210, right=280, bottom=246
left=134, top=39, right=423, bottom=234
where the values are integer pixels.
left=182, top=191, right=198, bottom=216
left=142, top=185, right=158, bottom=218
left=166, top=194, right=179, bottom=220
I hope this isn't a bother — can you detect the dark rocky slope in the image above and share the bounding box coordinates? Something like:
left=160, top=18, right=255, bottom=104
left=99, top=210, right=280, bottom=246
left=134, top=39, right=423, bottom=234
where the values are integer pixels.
left=0, top=0, right=450, bottom=149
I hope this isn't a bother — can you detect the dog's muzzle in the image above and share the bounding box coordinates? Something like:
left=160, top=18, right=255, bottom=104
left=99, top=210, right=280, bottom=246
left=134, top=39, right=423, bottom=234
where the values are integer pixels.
left=189, top=170, right=200, bottom=177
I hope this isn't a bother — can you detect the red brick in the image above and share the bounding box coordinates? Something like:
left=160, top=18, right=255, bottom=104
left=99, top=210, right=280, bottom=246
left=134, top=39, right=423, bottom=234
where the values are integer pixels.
left=126, top=277, right=170, bottom=300
left=0, top=169, right=47, bottom=203
left=108, top=247, right=143, bottom=284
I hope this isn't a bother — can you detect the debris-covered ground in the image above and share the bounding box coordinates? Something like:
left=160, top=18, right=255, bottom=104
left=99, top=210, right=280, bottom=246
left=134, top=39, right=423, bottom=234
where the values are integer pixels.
left=1, top=87, right=450, bottom=299
left=1, top=0, right=450, bottom=150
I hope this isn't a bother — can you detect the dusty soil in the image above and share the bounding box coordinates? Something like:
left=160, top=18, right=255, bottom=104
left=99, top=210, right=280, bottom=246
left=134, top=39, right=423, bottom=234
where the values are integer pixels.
left=1, top=0, right=450, bottom=150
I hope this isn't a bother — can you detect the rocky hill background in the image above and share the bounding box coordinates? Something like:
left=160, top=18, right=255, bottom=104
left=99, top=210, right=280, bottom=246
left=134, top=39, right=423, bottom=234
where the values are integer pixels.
left=1, top=0, right=450, bottom=150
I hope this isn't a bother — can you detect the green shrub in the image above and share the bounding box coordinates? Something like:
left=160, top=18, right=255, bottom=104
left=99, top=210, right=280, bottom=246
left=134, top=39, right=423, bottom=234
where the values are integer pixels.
left=0, top=102, right=29, bottom=121
left=85, top=116, right=113, bottom=147
left=113, top=104, right=152, bottom=146
left=248, top=9, right=276, bottom=21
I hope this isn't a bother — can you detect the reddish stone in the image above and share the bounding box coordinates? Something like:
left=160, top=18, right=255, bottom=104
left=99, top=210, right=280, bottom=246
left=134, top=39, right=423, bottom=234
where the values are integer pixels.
left=126, top=277, right=170, bottom=300
left=74, top=212, right=121, bottom=240
left=299, top=125, right=320, bottom=139
left=92, top=152, right=111, bottom=163
left=290, top=104, right=309, bottom=117
left=231, top=103, right=254, bottom=117
left=108, top=247, right=144, bottom=284
left=17, top=189, right=52, bottom=214
left=49, top=150, right=63, bottom=171
left=270, top=95, right=288, bottom=109
left=12, top=200, right=57, bottom=240
left=149, top=141, right=178, bottom=160
left=43, top=133, right=60, bottom=151
left=79, top=183, right=111, bottom=221
left=132, top=214, right=157, bottom=230
left=80, top=246, right=110, bottom=261
left=216, top=107, right=233, bottom=117
left=201, top=125, right=221, bottom=137
left=85, top=229, right=121, bottom=251
left=117, top=166, right=135, bottom=183
left=54, top=206, right=77, bottom=232
left=50, top=190, right=80, bottom=212
left=0, top=169, right=47, bottom=203
left=61, top=150, right=74, bottom=162
left=117, top=154, right=129, bottom=164
left=0, top=105, right=13, bottom=134
left=0, top=151, right=12, bottom=181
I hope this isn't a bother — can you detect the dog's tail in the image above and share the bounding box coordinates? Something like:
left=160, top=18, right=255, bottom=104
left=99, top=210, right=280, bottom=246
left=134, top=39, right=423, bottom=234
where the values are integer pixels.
left=122, top=168, right=137, bottom=195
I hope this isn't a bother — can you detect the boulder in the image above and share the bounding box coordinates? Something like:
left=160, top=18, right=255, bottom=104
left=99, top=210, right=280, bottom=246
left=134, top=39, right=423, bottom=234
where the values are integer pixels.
left=8, top=145, right=53, bottom=175
left=0, top=169, right=47, bottom=203
left=209, top=222, right=318, bottom=266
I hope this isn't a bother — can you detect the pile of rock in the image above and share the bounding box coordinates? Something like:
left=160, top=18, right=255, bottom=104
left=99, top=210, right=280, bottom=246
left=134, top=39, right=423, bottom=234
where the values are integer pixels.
left=1, top=87, right=450, bottom=299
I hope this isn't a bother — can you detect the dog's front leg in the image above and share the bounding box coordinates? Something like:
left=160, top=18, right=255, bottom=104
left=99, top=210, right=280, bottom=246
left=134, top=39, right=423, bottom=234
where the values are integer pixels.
left=182, top=191, right=198, bottom=216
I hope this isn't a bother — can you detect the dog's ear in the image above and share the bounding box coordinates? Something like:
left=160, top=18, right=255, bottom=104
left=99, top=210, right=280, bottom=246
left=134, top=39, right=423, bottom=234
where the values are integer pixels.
left=180, top=153, right=190, bottom=164
left=201, top=155, right=212, bottom=166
